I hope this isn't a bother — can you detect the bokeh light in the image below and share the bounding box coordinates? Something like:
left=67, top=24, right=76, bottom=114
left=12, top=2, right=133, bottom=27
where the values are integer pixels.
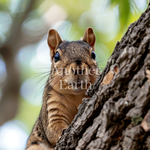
left=0, top=58, right=7, bottom=84
left=0, top=120, right=28, bottom=150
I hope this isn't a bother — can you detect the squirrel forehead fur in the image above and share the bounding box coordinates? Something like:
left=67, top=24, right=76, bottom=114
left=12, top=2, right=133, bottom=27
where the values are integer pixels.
left=57, top=41, right=91, bottom=62
left=58, top=41, right=91, bottom=53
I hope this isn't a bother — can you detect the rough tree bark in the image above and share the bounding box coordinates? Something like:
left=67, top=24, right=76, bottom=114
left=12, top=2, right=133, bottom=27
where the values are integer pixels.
left=56, top=3, right=150, bottom=150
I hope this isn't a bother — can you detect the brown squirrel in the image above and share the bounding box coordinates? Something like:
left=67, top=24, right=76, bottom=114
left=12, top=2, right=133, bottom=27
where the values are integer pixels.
left=25, top=27, right=99, bottom=150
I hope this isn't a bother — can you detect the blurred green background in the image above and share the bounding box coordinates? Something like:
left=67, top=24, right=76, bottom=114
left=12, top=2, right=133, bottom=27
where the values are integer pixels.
left=0, top=0, right=148, bottom=149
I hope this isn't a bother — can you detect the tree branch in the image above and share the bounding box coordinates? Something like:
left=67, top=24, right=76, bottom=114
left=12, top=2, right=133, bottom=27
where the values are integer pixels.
left=0, top=0, right=37, bottom=126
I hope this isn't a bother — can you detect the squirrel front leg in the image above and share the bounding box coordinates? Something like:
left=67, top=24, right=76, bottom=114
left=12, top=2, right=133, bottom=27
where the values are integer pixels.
left=46, top=113, right=68, bottom=146
left=45, top=93, right=70, bottom=146
left=46, top=122, right=67, bottom=146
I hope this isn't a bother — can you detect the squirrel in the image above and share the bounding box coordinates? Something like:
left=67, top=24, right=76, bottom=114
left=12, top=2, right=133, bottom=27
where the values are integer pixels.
left=25, top=27, right=99, bottom=150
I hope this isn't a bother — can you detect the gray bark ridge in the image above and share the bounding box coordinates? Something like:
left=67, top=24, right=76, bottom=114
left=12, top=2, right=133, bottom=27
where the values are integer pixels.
left=56, top=3, right=150, bottom=150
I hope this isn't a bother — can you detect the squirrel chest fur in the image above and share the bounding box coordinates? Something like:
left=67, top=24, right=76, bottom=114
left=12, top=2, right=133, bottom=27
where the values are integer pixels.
left=25, top=27, right=99, bottom=150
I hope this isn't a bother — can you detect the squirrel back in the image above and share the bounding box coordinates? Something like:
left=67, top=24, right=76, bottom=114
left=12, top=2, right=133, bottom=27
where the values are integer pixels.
left=25, top=27, right=99, bottom=150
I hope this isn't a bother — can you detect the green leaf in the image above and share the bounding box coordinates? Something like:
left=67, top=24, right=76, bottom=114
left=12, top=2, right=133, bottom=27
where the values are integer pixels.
left=119, top=0, right=130, bottom=32
left=110, top=0, right=120, bottom=6
left=0, top=0, right=10, bottom=12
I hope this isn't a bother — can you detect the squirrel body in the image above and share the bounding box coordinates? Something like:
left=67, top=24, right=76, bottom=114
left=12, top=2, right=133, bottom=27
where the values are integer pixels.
left=25, top=27, right=99, bottom=150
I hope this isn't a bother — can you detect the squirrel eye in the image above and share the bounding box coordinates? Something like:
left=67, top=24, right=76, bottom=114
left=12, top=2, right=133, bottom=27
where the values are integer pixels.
left=54, top=52, right=60, bottom=62
left=91, top=51, right=96, bottom=60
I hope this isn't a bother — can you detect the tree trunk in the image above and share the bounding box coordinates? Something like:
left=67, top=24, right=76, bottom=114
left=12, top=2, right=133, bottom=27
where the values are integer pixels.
left=56, top=3, right=150, bottom=150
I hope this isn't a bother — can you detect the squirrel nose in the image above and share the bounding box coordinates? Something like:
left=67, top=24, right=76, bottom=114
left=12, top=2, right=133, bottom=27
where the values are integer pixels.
left=76, top=60, right=81, bottom=65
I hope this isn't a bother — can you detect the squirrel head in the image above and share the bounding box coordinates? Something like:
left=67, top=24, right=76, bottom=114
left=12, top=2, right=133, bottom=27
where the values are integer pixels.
left=47, top=27, right=99, bottom=95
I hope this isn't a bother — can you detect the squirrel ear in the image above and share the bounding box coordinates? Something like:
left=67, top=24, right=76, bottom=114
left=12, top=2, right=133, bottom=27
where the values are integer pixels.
left=83, top=27, right=96, bottom=51
left=47, top=29, right=62, bottom=60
